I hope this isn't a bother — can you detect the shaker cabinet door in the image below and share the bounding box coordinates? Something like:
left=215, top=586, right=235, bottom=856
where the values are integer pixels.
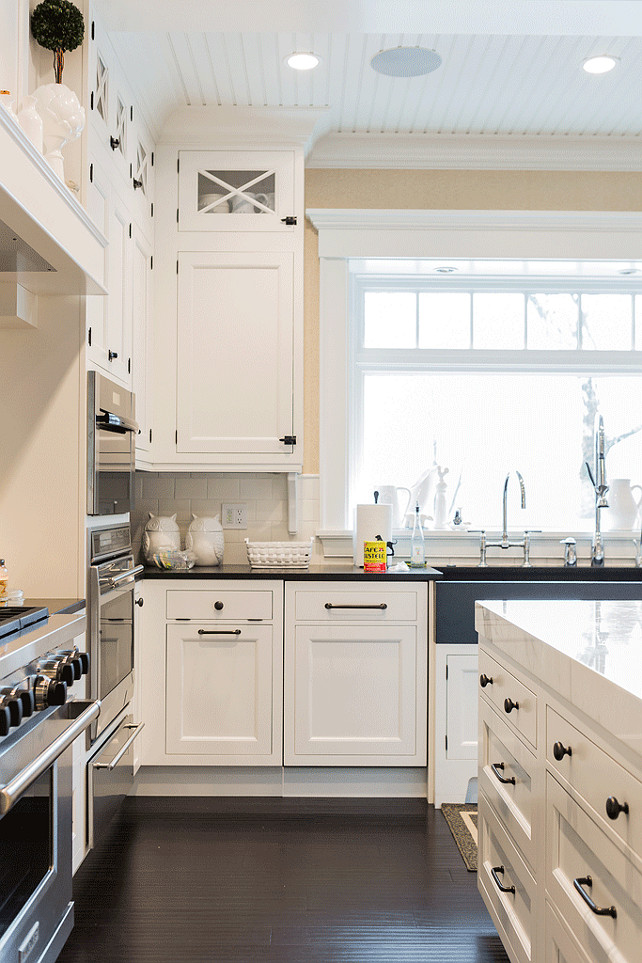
left=176, top=251, right=296, bottom=458
left=165, top=623, right=282, bottom=764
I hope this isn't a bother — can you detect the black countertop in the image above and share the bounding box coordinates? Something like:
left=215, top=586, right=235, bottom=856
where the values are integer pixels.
left=434, top=565, right=642, bottom=581
left=143, top=563, right=443, bottom=580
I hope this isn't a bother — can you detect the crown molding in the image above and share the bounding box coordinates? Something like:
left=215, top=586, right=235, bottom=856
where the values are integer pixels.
left=306, top=132, right=642, bottom=171
left=306, top=209, right=642, bottom=231
left=159, top=106, right=328, bottom=150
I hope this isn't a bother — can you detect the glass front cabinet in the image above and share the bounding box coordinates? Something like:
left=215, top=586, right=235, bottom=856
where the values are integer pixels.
left=177, top=150, right=296, bottom=232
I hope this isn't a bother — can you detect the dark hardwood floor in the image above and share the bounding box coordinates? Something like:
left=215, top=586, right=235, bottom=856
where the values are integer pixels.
left=59, top=799, right=509, bottom=963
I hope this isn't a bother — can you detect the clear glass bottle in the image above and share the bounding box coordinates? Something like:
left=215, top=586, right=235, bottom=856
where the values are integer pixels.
left=410, top=504, right=425, bottom=568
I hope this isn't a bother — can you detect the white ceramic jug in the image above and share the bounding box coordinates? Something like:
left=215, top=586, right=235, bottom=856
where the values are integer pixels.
left=605, top=478, right=642, bottom=531
left=377, top=485, right=411, bottom=529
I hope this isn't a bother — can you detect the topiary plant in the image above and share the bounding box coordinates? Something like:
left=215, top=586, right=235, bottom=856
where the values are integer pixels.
left=31, top=0, right=85, bottom=85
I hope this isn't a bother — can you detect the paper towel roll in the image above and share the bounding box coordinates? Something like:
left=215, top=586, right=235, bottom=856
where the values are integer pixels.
left=353, top=504, right=393, bottom=567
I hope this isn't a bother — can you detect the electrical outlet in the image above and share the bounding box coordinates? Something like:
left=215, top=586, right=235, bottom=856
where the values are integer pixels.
left=222, top=503, right=248, bottom=529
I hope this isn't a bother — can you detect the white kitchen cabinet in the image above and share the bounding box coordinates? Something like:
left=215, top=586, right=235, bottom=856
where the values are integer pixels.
left=178, top=150, right=296, bottom=232
left=284, top=582, right=428, bottom=766
left=131, top=225, right=153, bottom=456
left=85, top=154, right=132, bottom=385
left=150, top=145, right=303, bottom=471
left=176, top=250, right=296, bottom=457
left=433, top=644, right=479, bottom=806
left=140, top=580, right=283, bottom=766
left=88, top=8, right=133, bottom=192
left=165, top=622, right=278, bottom=759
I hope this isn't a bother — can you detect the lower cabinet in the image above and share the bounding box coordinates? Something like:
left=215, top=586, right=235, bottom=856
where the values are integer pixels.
left=284, top=581, right=428, bottom=766
left=433, top=643, right=479, bottom=806
left=165, top=622, right=281, bottom=762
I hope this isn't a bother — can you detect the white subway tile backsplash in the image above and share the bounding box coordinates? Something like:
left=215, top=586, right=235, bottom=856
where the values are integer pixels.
left=141, top=473, right=176, bottom=499
left=255, top=500, right=284, bottom=523
left=158, top=498, right=192, bottom=522
left=207, top=477, right=240, bottom=500
left=174, top=476, right=208, bottom=500
left=239, top=477, right=274, bottom=500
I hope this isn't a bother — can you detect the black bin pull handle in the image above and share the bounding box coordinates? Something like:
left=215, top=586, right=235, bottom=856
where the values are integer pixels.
left=491, top=866, right=515, bottom=895
left=573, top=876, right=617, bottom=919
left=197, top=629, right=241, bottom=636
left=491, top=762, right=516, bottom=785
left=324, top=603, right=387, bottom=610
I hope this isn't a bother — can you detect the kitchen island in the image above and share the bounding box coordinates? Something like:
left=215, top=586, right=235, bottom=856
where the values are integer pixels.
left=475, top=598, right=642, bottom=963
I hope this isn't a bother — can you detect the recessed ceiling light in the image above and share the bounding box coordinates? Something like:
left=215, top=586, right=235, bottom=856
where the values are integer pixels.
left=285, top=52, right=320, bottom=71
left=371, top=46, right=442, bottom=78
left=582, top=55, right=619, bottom=74
left=434, top=266, right=458, bottom=274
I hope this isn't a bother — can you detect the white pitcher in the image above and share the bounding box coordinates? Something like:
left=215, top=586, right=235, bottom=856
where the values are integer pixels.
left=377, top=485, right=411, bottom=529
left=605, top=479, right=642, bottom=530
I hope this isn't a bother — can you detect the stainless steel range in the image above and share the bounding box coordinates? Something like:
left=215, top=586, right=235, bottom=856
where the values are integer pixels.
left=0, top=605, right=99, bottom=963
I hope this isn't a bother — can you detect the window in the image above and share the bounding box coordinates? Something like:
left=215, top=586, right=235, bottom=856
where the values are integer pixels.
left=351, top=276, right=642, bottom=532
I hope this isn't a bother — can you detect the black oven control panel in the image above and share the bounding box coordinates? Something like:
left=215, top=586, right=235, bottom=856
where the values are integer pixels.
left=0, top=647, right=90, bottom=739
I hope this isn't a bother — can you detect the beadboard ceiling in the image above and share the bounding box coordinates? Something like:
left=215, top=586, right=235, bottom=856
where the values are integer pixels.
left=102, top=0, right=642, bottom=168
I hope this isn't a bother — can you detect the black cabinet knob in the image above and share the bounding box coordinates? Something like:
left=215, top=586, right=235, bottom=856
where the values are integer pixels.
left=0, top=706, right=11, bottom=737
left=108, top=349, right=119, bottom=361
left=19, top=690, right=35, bottom=717
left=605, top=796, right=629, bottom=820
left=135, top=597, right=144, bottom=607
left=214, top=601, right=224, bottom=611
left=110, top=135, right=120, bottom=150
left=553, top=741, right=572, bottom=761
left=479, top=674, right=493, bottom=688
left=504, top=697, right=519, bottom=714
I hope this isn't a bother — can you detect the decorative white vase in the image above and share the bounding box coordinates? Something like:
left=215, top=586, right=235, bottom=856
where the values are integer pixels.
left=17, top=95, right=43, bottom=152
left=32, top=83, right=85, bottom=180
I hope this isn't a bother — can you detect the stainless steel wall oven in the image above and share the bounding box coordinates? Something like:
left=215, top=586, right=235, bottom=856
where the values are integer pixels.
left=87, top=371, right=137, bottom=517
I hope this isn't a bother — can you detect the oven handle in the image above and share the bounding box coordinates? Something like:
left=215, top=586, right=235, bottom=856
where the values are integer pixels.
left=109, top=564, right=144, bottom=587
left=0, top=699, right=101, bottom=816
left=92, top=722, right=145, bottom=771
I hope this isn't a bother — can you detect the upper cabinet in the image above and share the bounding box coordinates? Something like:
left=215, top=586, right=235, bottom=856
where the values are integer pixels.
left=177, top=150, right=296, bottom=233
left=151, top=144, right=304, bottom=472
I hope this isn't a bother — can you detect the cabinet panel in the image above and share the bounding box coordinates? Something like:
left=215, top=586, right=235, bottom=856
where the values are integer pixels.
left=178, top=150, right=295, bottom=232
left=165, top=623, right=281, bottom=764
left=479, top=649, right=538, bottom=750
left=292, top=585, right=417, bottom=622
left=131, top=226, right=153, bottom=452
left=446, top=653, right=479, bottom=761
left=176, top=251, right=295, bottom=455
left=285, top=623, right=424, bottom=765
left=167, top=589, right=273, bottom=622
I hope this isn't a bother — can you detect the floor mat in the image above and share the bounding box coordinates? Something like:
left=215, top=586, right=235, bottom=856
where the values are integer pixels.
left=441, top=803, right=478, bottom=872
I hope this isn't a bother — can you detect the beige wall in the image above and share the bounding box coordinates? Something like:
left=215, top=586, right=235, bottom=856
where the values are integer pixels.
left=302, top=168, right=642, bottom=472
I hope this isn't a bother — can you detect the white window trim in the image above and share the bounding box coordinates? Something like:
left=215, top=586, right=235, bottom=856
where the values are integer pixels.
left=307, top=209, right=642, bottom=554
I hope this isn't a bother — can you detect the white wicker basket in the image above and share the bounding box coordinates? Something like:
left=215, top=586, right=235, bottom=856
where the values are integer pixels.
left=245, top=538, right=313, bottom=569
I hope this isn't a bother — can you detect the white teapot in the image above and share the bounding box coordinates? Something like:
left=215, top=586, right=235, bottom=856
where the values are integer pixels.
left=142, top=513, right=181, bottom=562
left=185, top=513, right=224, bottom=566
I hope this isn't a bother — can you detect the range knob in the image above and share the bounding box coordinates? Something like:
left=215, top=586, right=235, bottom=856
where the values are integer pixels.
left=19, top=689, right=35, bottom=717
left=78, top=652, right=90, bottom=675
left=0, top=706, right=11, bottom=737
left=34, top=676, right=67, bottom=710
left=5, top=698, right=23, bottom=728
left=39, top=659, right=75, bottom=686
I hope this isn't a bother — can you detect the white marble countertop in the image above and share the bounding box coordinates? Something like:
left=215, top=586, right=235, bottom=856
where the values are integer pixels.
left=475, top=599, right=642, bottom=758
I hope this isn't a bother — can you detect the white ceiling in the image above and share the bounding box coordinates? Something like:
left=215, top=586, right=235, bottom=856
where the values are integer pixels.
left=101, top=0, right=642, bottom=167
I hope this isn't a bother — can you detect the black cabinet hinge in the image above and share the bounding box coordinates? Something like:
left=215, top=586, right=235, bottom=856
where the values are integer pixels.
left=150, top=202, right=154, bottom=217
left=445, top=735, right=448, bottom=751
left=151, top=152, right=154, bottom=167
left=176, top=158, right=180, bottom=174
left=149, top=428, right=152, bottom=443
left=91, top=20, right=95, bottom=40
left=281, top=216, right=297, bottom=226
left=129, top=223, right=132, bottom=238
left=278, top=434, right=296, bottom=446
left=89, top=162, right=93, bottom=183
left=150, top=255, right=153, bottom=270
left=176, top=208, right=179, bottom=224
left=129, top=163, right=132, bottom=178
left=175, top=429, right=178, bottom=444
left=446, top=664, right=448, bottom=680
left=176, top=260, right=179, bottom=274
left=128, top=358, right=131, bottom=374
left=130, top=106, right=133, bottom=122
left=88, top=326, right=92, bottom=346
left=90, top=91, right=94, bottom=110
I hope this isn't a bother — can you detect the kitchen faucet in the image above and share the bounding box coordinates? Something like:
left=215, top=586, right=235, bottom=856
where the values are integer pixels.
left=475, top=471, right=538, bottom=566
left=585, top=414, right=609, bottom=567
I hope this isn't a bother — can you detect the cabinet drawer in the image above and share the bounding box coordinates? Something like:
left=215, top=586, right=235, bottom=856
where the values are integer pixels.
left=478, top=789, right=537, bottom=963
left=546, top=706, right=642, bottom=871
left=546, top=772, right=642, bottom=963
left=166, top=589, right=273, bottom=621
left=291, top=584, right=418, bottom=622
left=545, top=901, right=592, bottom=963
left=479, top=650, right=538, bottom=750
left=479, top=700, right=539, bottom=871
